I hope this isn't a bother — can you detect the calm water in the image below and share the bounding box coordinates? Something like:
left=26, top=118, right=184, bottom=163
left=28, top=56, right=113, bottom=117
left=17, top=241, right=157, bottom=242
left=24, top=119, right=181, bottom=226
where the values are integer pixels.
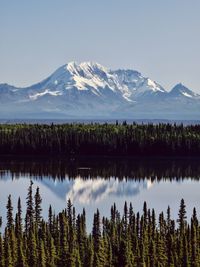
left=0, top=158, right=200, bottom=229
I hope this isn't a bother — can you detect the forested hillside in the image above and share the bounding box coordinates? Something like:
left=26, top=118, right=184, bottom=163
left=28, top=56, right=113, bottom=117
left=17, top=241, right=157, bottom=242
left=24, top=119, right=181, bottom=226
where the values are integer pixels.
left=0, top=182, right=199, bottom=267
left=0, top=123, right=200, bottom=156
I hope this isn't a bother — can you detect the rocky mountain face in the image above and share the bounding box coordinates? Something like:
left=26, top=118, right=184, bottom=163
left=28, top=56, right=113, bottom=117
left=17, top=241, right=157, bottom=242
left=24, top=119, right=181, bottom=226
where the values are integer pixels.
left=0, top=62, right=199, bottom=119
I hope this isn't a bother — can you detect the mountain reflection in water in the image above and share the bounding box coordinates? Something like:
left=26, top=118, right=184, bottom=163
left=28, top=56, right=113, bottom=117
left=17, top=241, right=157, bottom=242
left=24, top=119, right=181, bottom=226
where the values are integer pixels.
left=0, top=158, right=200, bottom=229
left=66, top=178, right=153, bottom=204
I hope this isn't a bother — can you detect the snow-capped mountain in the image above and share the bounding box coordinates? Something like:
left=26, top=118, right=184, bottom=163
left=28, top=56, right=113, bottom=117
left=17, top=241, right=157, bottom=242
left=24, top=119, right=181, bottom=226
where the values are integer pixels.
left=0, top=61, right=199, bottom=119
left=169, top=83, right=199, bottom=99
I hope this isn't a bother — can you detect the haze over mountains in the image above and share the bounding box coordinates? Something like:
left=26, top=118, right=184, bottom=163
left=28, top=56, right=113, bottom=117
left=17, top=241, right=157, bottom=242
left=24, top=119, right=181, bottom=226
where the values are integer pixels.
left=0, top=62, right=200, bottom=119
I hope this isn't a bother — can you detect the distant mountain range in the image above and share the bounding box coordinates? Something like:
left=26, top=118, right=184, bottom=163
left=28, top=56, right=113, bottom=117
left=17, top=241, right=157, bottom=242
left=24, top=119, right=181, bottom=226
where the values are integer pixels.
left=0, top=62, right=200, bottom=119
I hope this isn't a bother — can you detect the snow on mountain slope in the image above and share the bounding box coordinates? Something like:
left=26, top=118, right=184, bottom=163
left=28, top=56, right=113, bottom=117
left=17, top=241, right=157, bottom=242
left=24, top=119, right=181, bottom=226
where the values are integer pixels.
left=21, top=62, right=129, bottom=105
left=0, top=61, right=199, bottom=119
left=113, top=69, right=166, bottom=100
left=24, top=62, right=166, bottom=103
left=169, top=83, right=200, bottom=99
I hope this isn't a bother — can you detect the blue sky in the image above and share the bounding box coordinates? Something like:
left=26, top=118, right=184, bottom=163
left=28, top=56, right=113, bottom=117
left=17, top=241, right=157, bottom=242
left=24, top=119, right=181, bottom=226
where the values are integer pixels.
left=0, top=0, right=200, bottom=92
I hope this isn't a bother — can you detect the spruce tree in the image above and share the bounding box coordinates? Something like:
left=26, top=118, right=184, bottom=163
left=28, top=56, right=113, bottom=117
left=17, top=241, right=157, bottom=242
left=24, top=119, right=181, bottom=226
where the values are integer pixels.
left=48, top=236, right=57, bottom=267
left=48, top=205, right=53, bottom=235
left=35, top=187, right=42, bottom=228
left=0, top=235, right=4, bottom=267
left=16, top=242, right=27, bottom=267
left=191, top=222, right=199, bottom=267
left=149, top=239, right=156, bottom=267
left=177, top=199, right=187, bottom=234
left=25, top=180, right=34, bottom=233
left=15, top=197, right=23, bottom=239
left=59, top=212, right=69, bottom=266
left=6, top=195, right=16, bottom=265
left=4, top=229, right=13, bottom=267
left=38, top=240, right=46, bottom=267
left=92, top=209, right=106, bottom=267
left=27, top=228, right=37, bottom=267
left=6, top=195, right=13, bottom=233
left=182, top=234, right=189, bottom=267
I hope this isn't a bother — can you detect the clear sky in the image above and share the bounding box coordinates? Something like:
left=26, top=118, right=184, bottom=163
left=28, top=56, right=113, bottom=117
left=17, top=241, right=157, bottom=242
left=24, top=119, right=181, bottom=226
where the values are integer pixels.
left=0, top=0, right=200, bottom=92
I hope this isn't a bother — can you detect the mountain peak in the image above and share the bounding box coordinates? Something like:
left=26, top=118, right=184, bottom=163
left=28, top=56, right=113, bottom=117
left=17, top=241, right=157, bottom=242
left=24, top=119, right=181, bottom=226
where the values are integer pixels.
left=170, top=83, right=198, bottom=98
left=0, top=61, right=199, bottom=119
left=173, top=83, right=188, bottom=90
left=66, top=61, right=108, bottom=77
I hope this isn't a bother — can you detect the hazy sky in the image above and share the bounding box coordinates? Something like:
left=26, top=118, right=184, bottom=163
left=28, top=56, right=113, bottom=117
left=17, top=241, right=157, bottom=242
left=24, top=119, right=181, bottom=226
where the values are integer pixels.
left=0, top=0, right=200, bottom=92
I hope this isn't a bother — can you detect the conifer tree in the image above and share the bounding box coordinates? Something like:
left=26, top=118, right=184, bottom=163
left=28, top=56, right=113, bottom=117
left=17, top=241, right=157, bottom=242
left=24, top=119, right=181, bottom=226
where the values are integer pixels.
left=35, top=187, right=42, bottom=228
left=38, top=240, right=46, bottom=267
left=182, top=234, right=189, bottom=267
left=4, top=229, right=13, bottom=267
left=27, top=228, right=37, bottom=267
left=149, top=239, right=156, bottom=267
left=191, top=221, right=199, bottom=267
left=156, top=232, right=167, bottom=267
left=59, top=212, right=69, bottom=266
left=48, top=236, right=57, bottom=267
left=48, top=205, right=53, bottom=235
left=0, top=187, right=200, bottom=267
left=92, top=209, right=106, bottom=267
left=16, top=242, right=27, bottom=267
left=25, top=180, right=34, bottom=233
left=6, top=195, right=17, bottom=265
left=6, top=195, right=13, bottom=233
left=177, top=199, right=187, bottom=234
left=0, top=234, right=4, bottom=267
left=15, top=197, right=23, bottom=240
left=84, top=237, right=94, bottom=267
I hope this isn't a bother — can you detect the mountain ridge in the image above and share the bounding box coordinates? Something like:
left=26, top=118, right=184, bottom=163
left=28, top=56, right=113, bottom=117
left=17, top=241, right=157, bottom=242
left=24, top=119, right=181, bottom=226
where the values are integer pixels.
left=0, top=61, right=199, bottom=119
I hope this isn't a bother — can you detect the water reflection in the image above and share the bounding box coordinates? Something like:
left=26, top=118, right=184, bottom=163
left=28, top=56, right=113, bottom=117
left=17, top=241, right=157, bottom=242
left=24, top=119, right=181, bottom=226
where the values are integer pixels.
left=1, top=157, right=200, bottom=180
left=34, top=175, right=153, bottom=204
left=66, top=178, right=153, bottom=204
left=0, top=158, right=200, bottom=229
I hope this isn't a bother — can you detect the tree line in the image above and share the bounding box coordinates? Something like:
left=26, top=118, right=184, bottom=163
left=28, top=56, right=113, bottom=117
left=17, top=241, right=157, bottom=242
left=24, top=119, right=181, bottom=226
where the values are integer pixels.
left=0, top=182, right=199, bottom=266
left=0, top=122, right=200, bottom=156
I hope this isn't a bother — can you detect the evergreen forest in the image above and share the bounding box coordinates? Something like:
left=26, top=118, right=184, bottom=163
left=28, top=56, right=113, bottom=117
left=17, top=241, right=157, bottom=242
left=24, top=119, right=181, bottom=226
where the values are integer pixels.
left=0, top=182, right=199, bottom=267
left=0, top=123, right=200, bottom=156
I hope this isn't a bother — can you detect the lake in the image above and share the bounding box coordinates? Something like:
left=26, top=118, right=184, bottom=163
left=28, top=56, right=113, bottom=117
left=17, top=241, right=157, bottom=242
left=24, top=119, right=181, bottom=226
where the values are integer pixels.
left=0, top=157, right=200, bottom=230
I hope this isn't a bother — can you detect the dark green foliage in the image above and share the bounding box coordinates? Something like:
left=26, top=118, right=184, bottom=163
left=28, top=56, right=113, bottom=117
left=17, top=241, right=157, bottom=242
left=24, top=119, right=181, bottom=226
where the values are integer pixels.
left=34, top=187, right=42, bottom=228
left=6, top=195, right=13, bottom=233
left=0, top=235, right=4, bottom=267
left=177, top=198, right=187, bottom=234
left=38, top=240, right=46, bottom=267
left=4, top=230, right=13, bottom=267
left=0, top=190, right=200, bottom=267
left=0, top=122, right=200, bottom=156
left=25, top=180, right=34, bottom=233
